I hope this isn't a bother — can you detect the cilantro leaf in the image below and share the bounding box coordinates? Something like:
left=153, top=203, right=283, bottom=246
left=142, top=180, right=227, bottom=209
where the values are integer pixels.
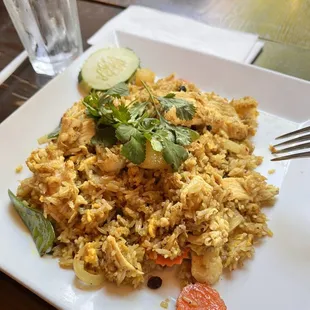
left=106, top=102, right=131, bottom=123
left=83, top=100, right=100, bottom=117
left=157, top=115, right=199, bottom=145
left=129, top=102, right=149, bottom=122
left=156, top=128, right=175, bottom=142
left=138, top=118, right=160, bottom=131
left=91, top=126, right=117, bottom=147
left=144, top=132, right=153, bottom=141
left=105, top=82, right=129, bottom=98
left=162, top=139, right=188, bottom=171
left=84, top=91, right=100, bottom=106
left=157, top=96, right=196, bottom=120
left=172, top=126, right=199, bottom=145
left=98, top=94, right=114, bottom=106
left=121, top=136, right=146, bottom=164
left=116, top=124, right=142, bottom=143
left=83, top=84, right=130, bottom=122
left=83, top=92, right=101, bottom=117
left=157, top=115, right=176, bottom=141
left=115, top=104, right=131, bottom=123
left=98, top=111, right=115, bottom=126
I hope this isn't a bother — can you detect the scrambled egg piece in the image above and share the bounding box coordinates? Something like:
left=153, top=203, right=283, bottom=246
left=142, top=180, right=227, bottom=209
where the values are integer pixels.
left=83, top=243, right=99, bottom=266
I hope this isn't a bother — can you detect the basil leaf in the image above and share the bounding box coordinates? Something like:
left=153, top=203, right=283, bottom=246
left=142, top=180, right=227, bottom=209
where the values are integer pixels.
left=8, top=190, right=55, bottom=256
left=47, top=124, right=61, bottom=139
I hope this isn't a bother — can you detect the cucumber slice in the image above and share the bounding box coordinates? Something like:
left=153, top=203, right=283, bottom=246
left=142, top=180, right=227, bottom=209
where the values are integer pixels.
left=80, top=48, right=139, bottom=91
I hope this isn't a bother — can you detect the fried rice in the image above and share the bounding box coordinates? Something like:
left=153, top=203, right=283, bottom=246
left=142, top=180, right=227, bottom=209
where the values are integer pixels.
left=16, top=72, right=278, bottom=288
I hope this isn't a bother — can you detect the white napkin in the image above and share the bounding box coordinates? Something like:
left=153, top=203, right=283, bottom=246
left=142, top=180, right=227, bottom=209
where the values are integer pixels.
left=88, top=5, right=264, bottom=64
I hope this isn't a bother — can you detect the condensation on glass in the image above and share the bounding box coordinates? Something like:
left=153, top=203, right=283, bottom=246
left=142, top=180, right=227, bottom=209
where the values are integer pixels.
left=4, top=0, right=83, bottom=76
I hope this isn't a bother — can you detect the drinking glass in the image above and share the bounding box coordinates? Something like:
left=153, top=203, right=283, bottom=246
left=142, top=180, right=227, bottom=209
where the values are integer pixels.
left=4, top=0, right=83, bottom=76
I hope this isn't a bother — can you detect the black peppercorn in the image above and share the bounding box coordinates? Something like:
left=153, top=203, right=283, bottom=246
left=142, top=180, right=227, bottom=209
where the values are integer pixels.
left=178, top=85, right=187, bottom=92
left=206, top=125, right=212, bottom=131
left=147, top=276, right=162, bottom=289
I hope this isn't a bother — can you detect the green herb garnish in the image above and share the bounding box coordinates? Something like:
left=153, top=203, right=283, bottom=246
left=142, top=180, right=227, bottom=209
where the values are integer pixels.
left=91, top=126, right=117, bottom=147
left=122, top=135, right=146, bottom=164
left=8, top=190, right=55, bottom=256
left=47, top=124, right=61, bottom=139
left=105, top=82, right=129, bottom=98
left=82, top=81, right=199, bottom=170
left=157, top=93, right=196, bottom=120
left=162, top=139, right=189, bottom=171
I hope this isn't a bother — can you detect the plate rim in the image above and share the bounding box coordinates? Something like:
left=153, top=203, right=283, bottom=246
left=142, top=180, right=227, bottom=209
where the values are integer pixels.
left=0, top=30, right=309, bottom=310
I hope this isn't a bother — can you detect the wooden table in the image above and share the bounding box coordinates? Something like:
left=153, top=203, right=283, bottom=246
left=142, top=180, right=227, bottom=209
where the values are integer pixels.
left=0, top=0, right=309, bottom=309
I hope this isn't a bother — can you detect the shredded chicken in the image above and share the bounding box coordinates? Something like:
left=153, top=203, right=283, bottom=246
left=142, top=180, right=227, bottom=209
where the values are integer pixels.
left=96, top=146, right=126, bottom=173
left=222, top=177, right=251, bottom=201
left=181, top=176, right=213, bottom=210
left=164, top=92, right=255, bottom=140
left=58, top=101, right=95, bottom=155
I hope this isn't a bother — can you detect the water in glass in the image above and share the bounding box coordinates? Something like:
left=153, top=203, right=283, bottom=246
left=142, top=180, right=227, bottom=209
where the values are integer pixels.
left=4, top=0, right=83, bottom=76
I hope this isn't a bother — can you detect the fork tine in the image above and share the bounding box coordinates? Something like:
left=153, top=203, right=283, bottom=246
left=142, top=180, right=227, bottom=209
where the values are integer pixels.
left=272, top=142, right=310, bottom=154
left=273, top=133, right=310, bottom=148
left=276, top=125, right=310, bottom=140
left=271, top=151, right=310, bottom=161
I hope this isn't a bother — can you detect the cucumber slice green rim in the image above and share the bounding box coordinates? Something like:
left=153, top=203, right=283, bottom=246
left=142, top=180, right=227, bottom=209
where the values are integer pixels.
left=79, top=47, right=140, bottom=91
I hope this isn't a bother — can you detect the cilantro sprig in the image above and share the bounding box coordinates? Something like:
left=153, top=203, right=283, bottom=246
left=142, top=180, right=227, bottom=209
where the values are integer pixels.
left=157, top=93, right=196, bottom=120
left=82, top=81, right=199, bottom=170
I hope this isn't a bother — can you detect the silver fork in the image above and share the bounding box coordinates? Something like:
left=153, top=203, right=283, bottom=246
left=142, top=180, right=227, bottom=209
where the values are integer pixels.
left=271, top=125, right=310, bottom=161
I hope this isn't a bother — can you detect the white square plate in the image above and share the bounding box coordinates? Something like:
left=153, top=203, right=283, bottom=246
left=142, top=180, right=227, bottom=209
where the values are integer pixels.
left=1, top=31, right=310, bottom=310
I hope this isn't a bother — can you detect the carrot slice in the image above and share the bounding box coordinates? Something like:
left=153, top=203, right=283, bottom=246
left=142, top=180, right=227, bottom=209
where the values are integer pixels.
left=176, top=283, right=227, bottom=310
left=155, top=249, right=189, bottom=267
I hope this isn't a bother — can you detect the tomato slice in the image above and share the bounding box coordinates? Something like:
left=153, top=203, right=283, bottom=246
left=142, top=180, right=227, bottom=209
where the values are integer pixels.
left=176, top=283, right=227, bottom=310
